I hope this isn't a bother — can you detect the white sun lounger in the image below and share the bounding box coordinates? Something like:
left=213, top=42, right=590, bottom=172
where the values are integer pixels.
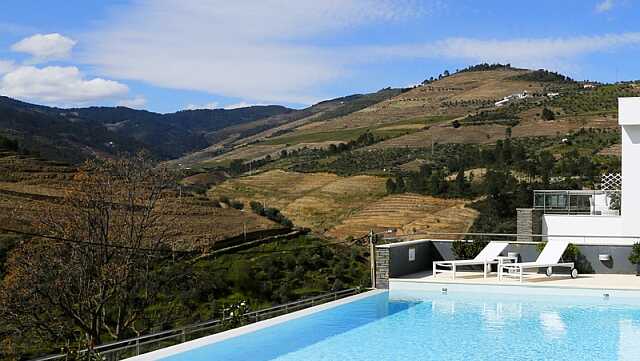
left=433, top=241, right=509, bottom=279
left=498, top=241, right=578, bottom=283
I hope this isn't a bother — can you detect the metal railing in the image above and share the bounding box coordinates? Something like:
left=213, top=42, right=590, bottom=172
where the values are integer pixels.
left=533, top=190, right=620, bottom=215
left=373, top=231, right=640, bottom=246
left=34, top=288, right=363, bottom=361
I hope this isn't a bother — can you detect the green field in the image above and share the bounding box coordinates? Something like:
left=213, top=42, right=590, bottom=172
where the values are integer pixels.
left=260, top=116, right=455, bottom=146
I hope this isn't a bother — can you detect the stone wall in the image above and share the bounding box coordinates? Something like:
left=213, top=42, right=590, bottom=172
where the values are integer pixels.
left=375, top=247, right=389, bottom=289
left=516, top=208, right=543, bottom=241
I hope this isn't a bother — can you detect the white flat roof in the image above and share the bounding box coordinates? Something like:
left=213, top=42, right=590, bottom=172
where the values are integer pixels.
left=619, top=97, right=640, bottom=125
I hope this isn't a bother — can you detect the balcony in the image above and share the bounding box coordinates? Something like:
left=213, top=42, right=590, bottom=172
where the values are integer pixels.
left=533, top=190, right=620, bottom=216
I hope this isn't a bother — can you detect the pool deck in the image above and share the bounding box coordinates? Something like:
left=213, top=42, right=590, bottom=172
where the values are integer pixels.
left=392, top=271, right=640, bottom=291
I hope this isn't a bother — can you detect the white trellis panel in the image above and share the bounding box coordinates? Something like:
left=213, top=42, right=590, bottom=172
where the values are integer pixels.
left=600, top=173, right=621, bottom=191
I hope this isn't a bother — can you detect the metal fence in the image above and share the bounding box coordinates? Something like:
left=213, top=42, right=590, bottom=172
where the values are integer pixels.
left=34, top=288, right=363, bottom=361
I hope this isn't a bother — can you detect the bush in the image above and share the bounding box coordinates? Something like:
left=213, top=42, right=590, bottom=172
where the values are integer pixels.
left=542, top=107, right=555, bottom=121
left=230, top=201, right=244, bottom=210
left=250, top=201, right=264, bottom=214
left=248, top=201, right=293, bottom=228
left=451, top=240, right=487, bottom=260
left=0, top=135, right=19, bottom=151
left=629, top=243, right=640, bottom=265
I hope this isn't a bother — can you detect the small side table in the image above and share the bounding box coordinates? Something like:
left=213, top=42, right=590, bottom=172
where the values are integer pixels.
left=496, top=256, right=518, bottom=280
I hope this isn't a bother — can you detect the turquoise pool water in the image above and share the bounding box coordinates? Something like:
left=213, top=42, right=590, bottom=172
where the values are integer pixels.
left=161, top=289, right=640, bottom=361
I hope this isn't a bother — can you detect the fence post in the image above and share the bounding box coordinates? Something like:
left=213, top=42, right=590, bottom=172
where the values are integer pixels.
left=369, top=229, right=376, bottom=289
left=136, top=338, right=140, bottom=356
left=181, top=329, right=186, bottom=343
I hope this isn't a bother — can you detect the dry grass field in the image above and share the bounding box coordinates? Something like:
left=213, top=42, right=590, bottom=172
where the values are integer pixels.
left=326, top=194, right=478, bottom=239
left=209, top=170, right=388, bottom=232
left=370, top=115, right=619, bottom=149
left=445, top=168, right=487, bottom=183
left=285, top=69, right=541, bottom=135
left=181, top=170, right=230, bottom=187
left=209, top=170, right=479, bottom=238
left=0, top=151, right=278, bottom=248
left=599, top=143, right=621, bottom=157
left=204, top=141, right=345, bottom=166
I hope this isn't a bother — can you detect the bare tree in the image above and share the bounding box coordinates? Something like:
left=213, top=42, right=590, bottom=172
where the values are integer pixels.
left=0, top=152, right=184, bottom=356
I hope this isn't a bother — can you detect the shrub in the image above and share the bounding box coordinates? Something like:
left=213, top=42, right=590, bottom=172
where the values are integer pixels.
left=542, top=107, right=555, bottom=121
left=629, top=243, right=640, bottom=265
left=451, top=240, right=488, bottom=260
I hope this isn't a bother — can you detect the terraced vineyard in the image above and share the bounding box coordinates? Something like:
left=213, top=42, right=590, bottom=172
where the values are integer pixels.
left=0, top=151, right=278, bottom=249
left=209, top=170, right=478, bottom=238
left=209, top=170, right=388, bottom=232
left=326, top=194, right=478, bottom=239
left=204, top=69, right=588, bottom=164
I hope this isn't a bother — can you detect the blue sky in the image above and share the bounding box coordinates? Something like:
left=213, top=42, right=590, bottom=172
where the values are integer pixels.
left=0, top=0, right=639, bottom=113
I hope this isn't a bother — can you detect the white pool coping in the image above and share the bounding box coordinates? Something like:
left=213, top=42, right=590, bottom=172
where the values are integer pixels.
left=390, top=271, right=640, bottom=298
left=124, top=289, right=386, bottom=361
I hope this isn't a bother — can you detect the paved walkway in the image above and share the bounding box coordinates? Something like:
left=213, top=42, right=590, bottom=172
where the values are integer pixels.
left=393, top=271, right=640, bottom=290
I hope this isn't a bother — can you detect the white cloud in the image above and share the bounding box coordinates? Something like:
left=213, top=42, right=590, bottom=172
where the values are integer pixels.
left=0, top=60, right=15, bottom=75
left=0, top=65, right=129, bottom=105
left=117, top=95, right=147, bottom=109
left=366, top=32, right=640, bottom=72
left=82, top=0, right=429, bottom=105
left=185, top=101, right=219, bottom=110
left=223, top=102, right=268, bottom=110
left=595, top=0, right=614, bottom=13
left=11, top=33, right=77, bottom=62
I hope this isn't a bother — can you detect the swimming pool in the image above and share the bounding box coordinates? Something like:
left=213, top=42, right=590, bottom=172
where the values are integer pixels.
left=137, top=287, right=640, bottom=361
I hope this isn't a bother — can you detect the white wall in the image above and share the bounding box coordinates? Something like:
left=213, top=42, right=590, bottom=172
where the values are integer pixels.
left=621, top=123, right=640, bottom=236
left=542, top=215, right=633, bottom=245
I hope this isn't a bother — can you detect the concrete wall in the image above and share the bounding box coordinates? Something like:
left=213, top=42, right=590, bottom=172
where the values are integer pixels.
left=377, top=240, right=437, bottom=278
left=542, top=214, right=630, bottom=244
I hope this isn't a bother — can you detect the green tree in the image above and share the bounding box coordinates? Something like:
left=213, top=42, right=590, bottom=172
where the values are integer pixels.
left=396, top=177, right=406, bottom=193
left=542, top=107, right=555, bottom=121
left=385, top=178, right=397, bottom=194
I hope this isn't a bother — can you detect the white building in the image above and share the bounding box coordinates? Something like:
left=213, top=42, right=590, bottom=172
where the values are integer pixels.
left=495, top=91, right=529, bottom=107
left=534, top=97, right=640, bottom=245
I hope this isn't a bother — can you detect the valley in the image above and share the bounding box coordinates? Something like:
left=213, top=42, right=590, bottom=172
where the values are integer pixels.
left=0, top=64, right=629, bottom=359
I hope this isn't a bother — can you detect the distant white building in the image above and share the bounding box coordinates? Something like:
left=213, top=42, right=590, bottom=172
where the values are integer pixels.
left=495, top=99, right=510, bottom=107
left=495, top=91, right=529, bottom=107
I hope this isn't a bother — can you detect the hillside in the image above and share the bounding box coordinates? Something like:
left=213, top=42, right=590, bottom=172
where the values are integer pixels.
left=208, top=170, right=479, bottom=238
left=167, top=88, right=402, bottom=167
left=0, top=147, right=282, bottom=251
left=199, top=68, right=628, bottom=167
left=0, top=66, right=630, bottom=242
left=0, top=96, right=292, bottom=163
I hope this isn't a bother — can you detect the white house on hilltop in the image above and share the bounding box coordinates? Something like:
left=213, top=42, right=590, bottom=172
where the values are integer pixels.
left=521, top=97, right=640, bottom=245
